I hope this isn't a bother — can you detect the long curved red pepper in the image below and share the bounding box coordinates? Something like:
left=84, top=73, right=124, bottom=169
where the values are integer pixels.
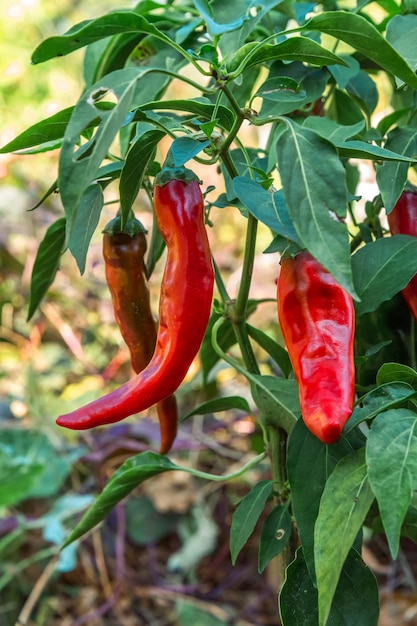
left=388, top=188, right=417, bottom=321
left=102, top=214, right=178, bottom=454
left=277, top=250, right=355, bottom=444
left=57, top=162, right=214, bottom=448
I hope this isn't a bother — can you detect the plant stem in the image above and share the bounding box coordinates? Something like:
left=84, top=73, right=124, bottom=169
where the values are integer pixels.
left=213, top=257, right=230, bottom=303
left=184, top=452, right=267, bottom=482
left=233, top=213, right=260, bottom=374
left=269, top=426, right=295, bottom=580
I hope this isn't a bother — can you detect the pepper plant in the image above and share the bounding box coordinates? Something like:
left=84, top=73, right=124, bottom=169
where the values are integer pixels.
left=3, top=0, right=417, bottom=624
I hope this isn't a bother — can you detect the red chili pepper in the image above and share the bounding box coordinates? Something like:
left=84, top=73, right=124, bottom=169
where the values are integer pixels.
left=57, top=161, right=214, bottom=452
left=102, top=213, right=178, bottom=454
left=277, top=250, right=355, bottom=444
left=388, top=188, right=417, bottom=321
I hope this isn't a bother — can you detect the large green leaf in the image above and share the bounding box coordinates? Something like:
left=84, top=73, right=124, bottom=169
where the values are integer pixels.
left=376, top=362, right=417, bottom=389
left=63, top=450, right=265, bottom=547
left=0, top=107, right=74, bottom=153
left=138, top=98, right=235, bottom=131
left=0, top=430, right=72, bottom=506
left=279, top=547, right=379, bottom=626
left=258, top=504, right=292, bottom=573
left=386, top=14, right=417, bottom=79
left=367, top=409, right=417, bottom=558
left=304, top=118, right=415, bottom=161
left=303, top=117, right=365, bottom=143
left=287, top=419, right=363, bottom=581
left=63, top=452, right=182, bottom=547
left=250, top=375, right=299, bottom=433
left=193, top=0, right=250, bottom=36
left=242, top=37, right=347, bottom=71
left=376, top=126, right=417, bottom=213
left=314, top=448, right=374, bottom=626
left=303, top=11, right=417, bottom=90
left=31, top=11, right=187, bottom=64
left=119, top=128, right=165, bottom=220
left=276, top=120, right=356, bottom=298
left=246, top=324, right=292, bottom=378
left=345, top=382, right=417, bottom=433
left=58, top=68, right=142, bottom=228
left=68, top=183, right=104, bottom=274
left=27, top=218, right=66, bottom=321
left=233, top=176, right=301, bottom=244
left=230, top=480, right=273, bottom=565
left=352, top=235, right=417, bottom=315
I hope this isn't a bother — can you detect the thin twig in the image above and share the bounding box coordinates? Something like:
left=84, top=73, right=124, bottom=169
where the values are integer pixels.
left=14, top=554, right=59, bottom=626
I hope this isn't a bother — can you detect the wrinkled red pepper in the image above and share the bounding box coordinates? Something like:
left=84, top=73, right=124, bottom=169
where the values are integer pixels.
left=388, top=188, right=417, bottom=321
left=277, top=250, right=355, bottom=444
left=57, top=160, right=214, bottom=451
left=102, top=213, right=178, bottom=454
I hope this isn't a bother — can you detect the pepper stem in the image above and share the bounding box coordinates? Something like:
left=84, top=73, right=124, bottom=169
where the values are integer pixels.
left=103, top=209, right=147, bottom=237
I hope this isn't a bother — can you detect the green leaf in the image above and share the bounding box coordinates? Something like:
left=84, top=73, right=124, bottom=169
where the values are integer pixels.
left=62, top=452, right=179, bottom=547
left=346, top=70, right=379, bottom=116
left=0, top=107, right=74, bottom=153
left=32, top=11, right=185, bottom=64
left=251, top=375, right=299, bottom=433
left=315, top=448, right=374, bottom=626
left=287, top=418, right=364, bottom=581
left=336, top=139, right=417, bottom=162
left=58, top=68, right=142, bottom=226
left=386, top=15, right=417, bottom=80
left=139, top=98, right=235, bottom=131
left=218, top=0, right=291, bottom=58
left=170, top=136, right=210, bottom=166
left=345, top=382, right=417, bottom=433
left=279, top=548, right=319, bottom=625
left=303, top=11, right=417, bottom=90
left=367, top=409, right=417, bottom=558
left=243, top=37, right=347, bottom=72
left=328, top=54, right=360, bottom=90
left=276, top=120, right=356, bottom=298
left=230, top=480, right=273, bottom=565
left=27, top=218, right=66, bottom=321
left=255, top=76, right=306, bottom=105
left=0, top=430, right=71, bottom=506
left=59, top=48, right=185, bottom=223
left=181, top=396, right=251, bottom=421
left=28, top=179, right=59, bottom=211
left=352, top=235, right=417, bottom=315
left=120, top=129, right=165, bottom=220
left=376, top=126, right=417, bottom=213
left=303, top=117, right=365, bottom=144
left=279, top=547, right=379, bottom=626
left=246, top=324, right=292, bottom=378
left=193, top=0, right=249, bottom=36
left=68, top=183, right=104, bottom=274
left=258, top=504, right=292, bottom=573
left=233, top=176, right=301, bottom=244
left=376, top=362, right=417, bottom=388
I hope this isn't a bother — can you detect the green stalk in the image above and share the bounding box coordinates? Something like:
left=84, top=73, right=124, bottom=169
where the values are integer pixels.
left=213, top=257, right=230, bottom=303
left=269, top=426, right=295, bottom=581
left=220, top=149, right=259, bottom=374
